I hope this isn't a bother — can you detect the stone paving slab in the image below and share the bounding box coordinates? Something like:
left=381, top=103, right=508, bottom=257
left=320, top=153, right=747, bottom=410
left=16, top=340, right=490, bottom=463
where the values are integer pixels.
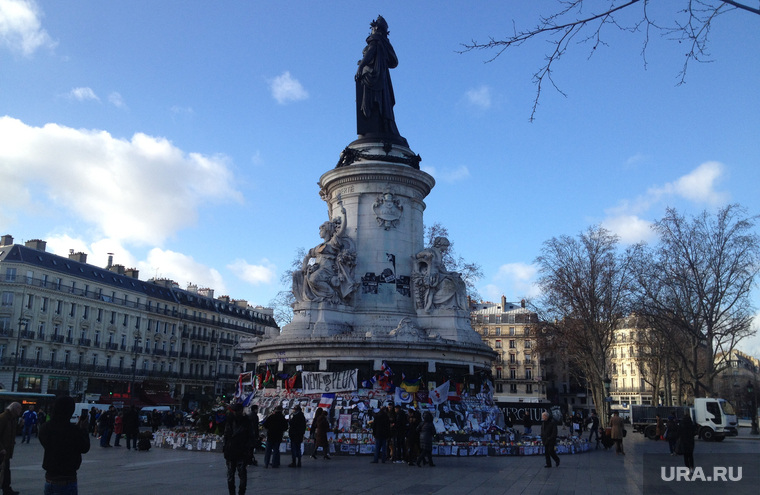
left=8, top=428, right=760, bottom=494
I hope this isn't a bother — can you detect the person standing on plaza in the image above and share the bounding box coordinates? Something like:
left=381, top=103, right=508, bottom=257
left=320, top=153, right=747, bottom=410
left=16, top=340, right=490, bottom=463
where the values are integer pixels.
left=675, top=411, right=696, bottom=472
left=523, top=410, right=533, bottom=436
left=288, top=405, right=306, bottom=468
left=122, top=406, right=139, bottom=450
left=38, top=396, right=90, bottom=495
left=0, top=402, right=23, bottom=495
left=75, top=410, right=89, bottom=433
left=88, top=408, right=98, bottom=437
left=416, top=411, right=435, bottom=467
left=392, top=405, right=407, bottom=463
left=370, top=406, right=390, bottom=464
left=609, top=410, right=625, bottom=455
left=309, top=407, right=330, bottom=460
left=665, top=412, right=679, bottom=455
left=405, top=410, right=421, bottom=466
left=247, top=405, right=260, bottom=466
left=587, top=410, right=600, bottom=447
left=541, top=411, right=560, bottom=468
left=98, top=406, right=115, bottom=448
left=223, top=403, right=251, bottom=495
left=21, top=405, right=37, bottom=444
left=112, top=411, right=123, bottom=447
left=263, top=405, right=289, bottom=468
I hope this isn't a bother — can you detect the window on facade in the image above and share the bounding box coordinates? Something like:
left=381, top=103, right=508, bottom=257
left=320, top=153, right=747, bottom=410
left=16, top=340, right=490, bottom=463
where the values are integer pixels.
left=509, top=340, right=516, bottom=349
left=55, top=300, right=62, bottom=314
left=5, top=268, right=17, bottom=282
left=83, top=306, right=89, bottom=320
left=510, top=368, right=516, bottom=379
left=110, top=311, right=116, bottom=325
left=496, top=368, right=502, bottom=379
left=495, top=340, right=502, bottom=348
left=525, top=354, right=531, bottom=364
left=38, top=323, right=45, bottom=340
left=509, top=384, right=517, bottom=393
left=54, top=277, right=62, bottom=290
left=123, top=314, right=128, bottom=327
left=41, top=297, right=48, bottom=312
left=94, top=331, right=100, bottom=347
left=494, top=327, right=501, bottom=336
left=69, top=303, right=76, bottom=318
left=0, top=292, right=13, bottom=306
left=25, top=294, right=33, bottom=309
left=509, top=354, right=516, bottom=364
left=524, top=340, right=532, bottom=349
left=96, top=308, right=102, bottom=322
left=526, top=384, right=533, bottom=394
left=525, top=368, right=532, bottom=379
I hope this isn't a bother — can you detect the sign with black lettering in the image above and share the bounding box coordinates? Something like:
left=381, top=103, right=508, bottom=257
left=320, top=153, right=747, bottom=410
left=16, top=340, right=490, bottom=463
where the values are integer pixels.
left=301, top=370, right=358, bottom=394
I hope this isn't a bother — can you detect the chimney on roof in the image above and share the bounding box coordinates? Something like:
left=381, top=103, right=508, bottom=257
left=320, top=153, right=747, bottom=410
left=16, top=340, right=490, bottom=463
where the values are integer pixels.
left=521, top=299, right=526, bottom=308
left=24, top=239, right=47, bottom=252
left=107, top=253, right=114, bottom=269
left=124, top=268, right=139, bottom=279
left=198, top=288, right=214, bottom=299
left=68, top=252, right=88, bottom=263
left=0, top=235, right=13, bottom=246
left=109, top=264, right=126, bottom=275
left=501, top=295, right=507, bottom=311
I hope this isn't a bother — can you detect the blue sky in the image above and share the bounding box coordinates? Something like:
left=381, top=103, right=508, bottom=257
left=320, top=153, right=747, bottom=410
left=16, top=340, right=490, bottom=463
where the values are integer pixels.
left=2, top=1, right=759, bottom=354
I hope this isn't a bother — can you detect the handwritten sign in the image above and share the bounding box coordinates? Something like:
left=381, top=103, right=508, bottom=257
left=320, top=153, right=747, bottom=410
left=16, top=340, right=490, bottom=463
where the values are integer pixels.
left=301, top=369, right=358, bottom=394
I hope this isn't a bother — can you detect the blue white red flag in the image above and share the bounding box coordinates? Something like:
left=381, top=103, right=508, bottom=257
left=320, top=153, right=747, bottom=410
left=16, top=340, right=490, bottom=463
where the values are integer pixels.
left=318, top=393, right=336, bottom=410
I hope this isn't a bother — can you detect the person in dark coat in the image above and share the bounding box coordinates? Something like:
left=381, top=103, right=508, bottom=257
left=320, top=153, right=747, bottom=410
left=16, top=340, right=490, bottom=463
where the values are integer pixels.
left=416, top=411, right=435, bottom=467
left=676, top=411, right=696, bottom=471
left=309, top=407, right=330, bottom=460
left=405, top=410, right=421, bottom=466
left=121, top=406, right=140, bottom=450
left=392, top=405, right=407, bottom=463
left=370, top=406, right=390, bottom=464
left=247, top=405, right=260, bottom=466
left=224, top=403, right=252, bottom=495
left=523, top=410, right=533, bottom=435
left=0, top=402, right=23, bottom=495
left=288, top=405, right=307, bottom=468
left=262, top=405, right=288, bottom=468
left=541, top=411, right=561, bottom=468
left=39, top=396, right=90, bottom=494
left=666, top=412, right=679, bottom=455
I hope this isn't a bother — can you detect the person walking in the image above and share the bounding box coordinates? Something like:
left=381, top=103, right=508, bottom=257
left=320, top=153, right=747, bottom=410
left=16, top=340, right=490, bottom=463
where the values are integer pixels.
left=112, top=412, right=123, bottom=447
left=587, top=410, right=600, bottom=447
left=541, top=411, right=561, bottom=468
left=0, top=402, right=23, bottom=495
left=247, top=405, right=259, bottom=466
left=665, top=412, right=679, bottom=455
left=288, top=405, right=306, bottom=468
left=223, top=403, right=251, bottom=495
left=98, top=406, right=115, bottom=448
left=21, top=405, right=37, bottom=444
left=309, top=407, right=330, bottom=460
left=262, top=405, right=288, bottom=468
left=609, top=410, right=625, bottom=455
left=416, top=411, right=435, bottom=467
left=676, top=411, right=696, bottom=472
left=38, top=396, right=90, bottom=495
left=370, top=406, right=390, bottom=464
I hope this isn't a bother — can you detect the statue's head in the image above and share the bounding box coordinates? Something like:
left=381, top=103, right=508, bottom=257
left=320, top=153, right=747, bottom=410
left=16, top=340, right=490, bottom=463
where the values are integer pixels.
left=371, top=15, right=389, bottom=35
left=432, top=236, right=450, bottom=251
left=319, top=221, right=335, bottom=239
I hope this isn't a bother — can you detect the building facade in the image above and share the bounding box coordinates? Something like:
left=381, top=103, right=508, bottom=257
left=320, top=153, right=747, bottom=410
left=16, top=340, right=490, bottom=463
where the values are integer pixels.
left=470, top=297, right=547, bottom=403
left=0, top=235, right=278, bottom=409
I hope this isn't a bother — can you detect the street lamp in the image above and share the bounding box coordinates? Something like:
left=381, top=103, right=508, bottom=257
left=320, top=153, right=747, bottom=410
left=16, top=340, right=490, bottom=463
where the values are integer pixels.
left=748, top=381, right=758, bottom=436
left=11, top=317, right=29, bottom=392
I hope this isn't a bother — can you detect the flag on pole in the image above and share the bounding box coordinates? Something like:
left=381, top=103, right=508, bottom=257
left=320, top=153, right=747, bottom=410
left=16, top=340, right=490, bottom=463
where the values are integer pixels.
left=285, top=372, right=298, bottom=392
left=318, top=393, right=336, bottom=410
left=381, top=360, right=393, bottom=377
left=262, top=368, right=273, bottom=387
left=429, top=380, right=450, bottom=405
left=400, top=376, right=421, bottom=393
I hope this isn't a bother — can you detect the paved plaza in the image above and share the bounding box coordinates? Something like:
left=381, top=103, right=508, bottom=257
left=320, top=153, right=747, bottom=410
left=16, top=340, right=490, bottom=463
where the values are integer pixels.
left=8, top=428, right=760, bottom=494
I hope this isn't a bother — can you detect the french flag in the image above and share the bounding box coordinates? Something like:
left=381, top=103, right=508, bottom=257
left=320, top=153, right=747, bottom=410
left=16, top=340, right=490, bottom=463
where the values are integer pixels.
left=318, top=393, right=336, bottom=410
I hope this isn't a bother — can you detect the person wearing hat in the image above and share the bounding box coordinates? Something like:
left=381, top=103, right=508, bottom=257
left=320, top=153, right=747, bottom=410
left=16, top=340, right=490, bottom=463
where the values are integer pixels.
left=223, top=403, right=251, bottom=495
left=288, top=405, right=307, bottom=468
left=38, top=396, right=90, bottom=494
left=0, top=402, right=23, bottom=495
left=262, top=405, right=288, bottom=468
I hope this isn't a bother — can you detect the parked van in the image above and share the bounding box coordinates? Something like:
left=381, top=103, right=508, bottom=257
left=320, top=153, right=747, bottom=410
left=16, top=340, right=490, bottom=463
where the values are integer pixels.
left=139, top=406, right=173, bottom=425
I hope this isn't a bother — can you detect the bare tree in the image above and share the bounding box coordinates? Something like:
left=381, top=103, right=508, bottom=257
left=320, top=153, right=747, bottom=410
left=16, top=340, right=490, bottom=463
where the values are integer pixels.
left=268, top=247, right=306, bottom=327
left=460, top=1, right=760, bottom=120
left=634, top=204, right=760, bottom=398
left=533, top=225, right=640, bottom=425
left=424, top=222, right=484, bottom=302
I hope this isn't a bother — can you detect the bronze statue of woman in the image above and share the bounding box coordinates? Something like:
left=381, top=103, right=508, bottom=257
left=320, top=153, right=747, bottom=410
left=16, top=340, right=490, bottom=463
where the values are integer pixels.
left=355, top=16, right=406, bottom=144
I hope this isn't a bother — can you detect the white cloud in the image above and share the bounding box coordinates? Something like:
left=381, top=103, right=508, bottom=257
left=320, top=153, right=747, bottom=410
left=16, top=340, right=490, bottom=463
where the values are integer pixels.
left=0, top=0, right=55, bottom=56
left=482, top=262, right=540, bottom=301
left=603, top=161, right=729, bottom=243
left=170, top=105, right=194, bottom=117
left=0, top=116, right=243, bottom=246
left=420, top=165, right=470, bottom=183
left=108, top=92, right=126, bottom=108
left=601, top=214, right=656, bottom=244
left=139, top=248, right=226, bottom=293
left=270, top=71, right=308, bottom=104
left=465, top=85, right=492, bottom=110
left=227, top=258, right=276, bottom=285
left=68, top=87, right=99, bottom=102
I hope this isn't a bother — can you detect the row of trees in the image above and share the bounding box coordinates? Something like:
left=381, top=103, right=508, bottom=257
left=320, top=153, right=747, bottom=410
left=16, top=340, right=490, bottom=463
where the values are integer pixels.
left=533, top=204, right=759, bottom=421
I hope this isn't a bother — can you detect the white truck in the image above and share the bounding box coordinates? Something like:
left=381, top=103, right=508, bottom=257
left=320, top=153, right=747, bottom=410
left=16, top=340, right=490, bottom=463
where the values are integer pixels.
left=630, top=397, right=737, bottom=441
